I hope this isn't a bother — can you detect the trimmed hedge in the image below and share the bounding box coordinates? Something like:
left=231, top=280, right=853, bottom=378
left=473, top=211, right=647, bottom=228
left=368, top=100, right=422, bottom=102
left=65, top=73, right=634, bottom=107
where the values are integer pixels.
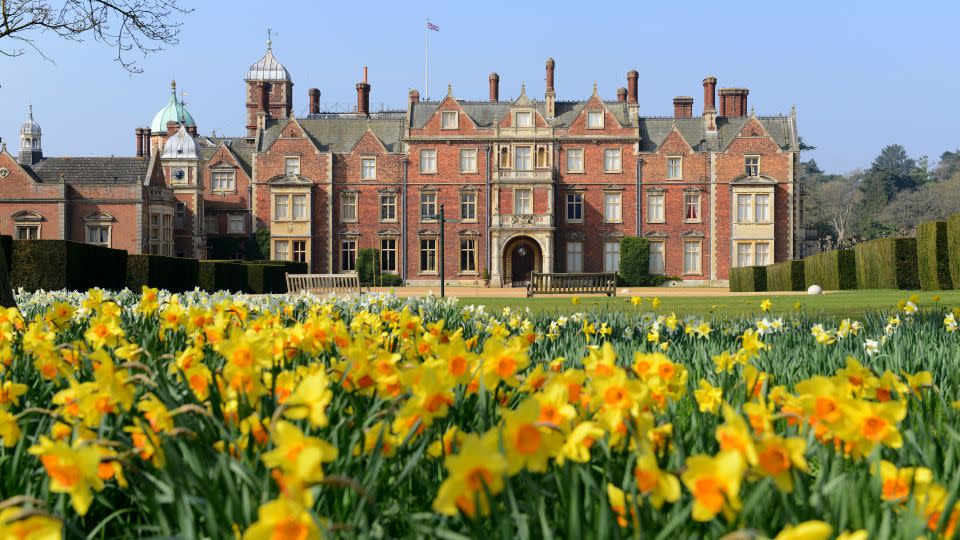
left=244, top=261, right=288, bottom=294
left=618, top=237, right=651, bottom=286
left=126, top=254, right=200, bottom=293
left=854, top=237, right=919, bottom=290
left=199, top=260, right=249, bottom=293
left=916, top=221, right=950, bottom=291
left=766, top=260, right=805, bottom=291
left=729, top=266, right=767, bottom=292
left=947, top=213, right=960, bottom=289
left=11, top=240, right=127, bottom=292
left=0, top=235, right=13, bottom=307
left=803, top=249, right=857, bottom=290
left=377, top=274, right=404, bottom=287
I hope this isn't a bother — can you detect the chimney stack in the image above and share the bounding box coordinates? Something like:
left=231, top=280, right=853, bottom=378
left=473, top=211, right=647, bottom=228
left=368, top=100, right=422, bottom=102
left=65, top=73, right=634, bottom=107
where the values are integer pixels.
left=616, top=87, right=627, bottom=103
left=489, top=72, right=499, bottom=101
left=702, top=76, right=717, bottom=113
left=718, top=88, right=748, bottom=117
left=626, top=70, right=639, bottom=104
left=143, top=128, right=152, bottom=157
left=409, top=89, right=420, bottom=104
left=356, top=67, right=371, bottom=116
left=258, top=82, right=270, bottom=116
left=545, top=59, right=556, bottom=118
left=673, top=96, right=694, bottom=118
left=308, top=88, right=321, bottom=115
left=545, top=58, right=555, bottom=92
left=135, top=128, right=144, bottom=157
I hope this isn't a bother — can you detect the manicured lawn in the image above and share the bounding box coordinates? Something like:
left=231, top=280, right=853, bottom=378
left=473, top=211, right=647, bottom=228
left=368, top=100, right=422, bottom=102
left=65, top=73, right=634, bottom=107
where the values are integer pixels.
left=456, top=289, right=960, bottom=318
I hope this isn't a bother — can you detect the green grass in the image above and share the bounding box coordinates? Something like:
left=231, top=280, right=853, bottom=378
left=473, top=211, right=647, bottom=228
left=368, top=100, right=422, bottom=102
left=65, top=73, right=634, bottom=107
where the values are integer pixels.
left=457, top=289, right=960, bottom=318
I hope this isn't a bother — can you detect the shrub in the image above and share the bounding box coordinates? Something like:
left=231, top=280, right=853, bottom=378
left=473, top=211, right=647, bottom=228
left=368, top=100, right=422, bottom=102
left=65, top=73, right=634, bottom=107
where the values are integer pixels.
left=244, top=261, right=288, bottom=294
left=11, top=240, right=127, bottom=292
left=126, top=254, right=200, bottom=293
left=915, top=221, right=950, bottom=291
left=356, top=248, right=380, bottom=285
left=766, top=260, right=805, bottom=291
left=378, top=273, right=404, bottom=287
left=728, top=266, right=767, bottom=292
left=199, top=260, right=249, bottom=293
left=803, top=249, right=857, bottom=290
left=254, top=228, right=271, bottom=260
left=947, top=213, right=960, bottom=289
left=854, top=238, right=919, bottom=290
left=618, top=237, right=651, bottom=286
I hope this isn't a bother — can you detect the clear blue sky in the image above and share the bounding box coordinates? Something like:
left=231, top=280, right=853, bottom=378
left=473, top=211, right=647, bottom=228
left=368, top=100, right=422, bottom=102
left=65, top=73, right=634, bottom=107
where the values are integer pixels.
left=1, top=0, right=957, bottom=173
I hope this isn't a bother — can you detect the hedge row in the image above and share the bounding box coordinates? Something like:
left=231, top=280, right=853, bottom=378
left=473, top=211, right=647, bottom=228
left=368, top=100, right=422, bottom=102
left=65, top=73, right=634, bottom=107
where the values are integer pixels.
left=8, top=239, right=310, bottom=293
left=766, top=260, right=805, bottom=291
left=917, top=221, right=950, bottom=291
left=854, top=237, right=919, bottom=290
left=729, top=266, right=767, bottom=292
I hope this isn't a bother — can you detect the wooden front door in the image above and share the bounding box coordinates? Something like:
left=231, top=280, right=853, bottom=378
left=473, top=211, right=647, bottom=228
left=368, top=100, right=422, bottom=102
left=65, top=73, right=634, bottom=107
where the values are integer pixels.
left=511, top=244, right=534, bottom=286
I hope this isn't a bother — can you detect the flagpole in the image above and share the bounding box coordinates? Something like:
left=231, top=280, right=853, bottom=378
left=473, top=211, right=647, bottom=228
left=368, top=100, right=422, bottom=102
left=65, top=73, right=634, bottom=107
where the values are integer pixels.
left=425, top=19, right=429, bottom=100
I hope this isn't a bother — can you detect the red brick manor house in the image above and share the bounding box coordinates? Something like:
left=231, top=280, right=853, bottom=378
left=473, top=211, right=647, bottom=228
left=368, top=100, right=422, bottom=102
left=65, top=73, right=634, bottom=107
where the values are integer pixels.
left=0, top=43, right=802, bottom=286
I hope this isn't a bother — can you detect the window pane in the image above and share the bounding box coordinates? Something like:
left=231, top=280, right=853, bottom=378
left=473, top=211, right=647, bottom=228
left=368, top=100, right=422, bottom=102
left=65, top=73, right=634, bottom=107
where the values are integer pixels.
left=604, top=193, right=621, bottom=222
left=515, top=147, right=532, bottom=171
left=755, top=243, right=770, bottom=266
left=420, top=150, right=437, bottom=173
left=587, top=111, right=603, bottom=128
left=516, top=111, right=533, bottom=127
left=667, top=157, right=682, bottom=179
left=341, top=194, right=357, bottom=221
left=515, top=189, right=532, bottom=214
left=737, top=194, right=752, bottom=222
left=566, top=242, right=583, bottom=273
left=685, top=194, right=700, bottom=221
left=737, top=243, right=752, bottom=267
left=649, top=242, right=665, bottom=274
left=420, top=239, right=437, bottom=271
left=361, top=158, right=376, bottom=179
left=648, top=193, right=664, bottom=223
left=380, top=239, right=397, bottom=272
left=566, top=149, right=583, bottom=172
left=603, top=242, right=620, bottom=273
left=441, top=111, right=458, bottom=129
left=285, top=158, right=300, bottom=175
left=683, top=241, right=701, bottom=273
left=566, top=193, right=583, bottom=221
left=460, top=193, right=476, bottom=221
left=228, top=214, right=245, bottom=234
left=274, top=240, right=289, bottom=261
left=380, top=194, right=396, bottom=221
left=460, top=239, right=476, bottom=272
left=459, top=149, right=477, bottom=172
left=755, top=194, right=770, bottom=222
left=341, top=240, right=356, bottom=271
left=604, top=149, right=621, bottom=172
left=275, top=196, right=288, bottom=219
left=421, top=193, right=436, bottom=219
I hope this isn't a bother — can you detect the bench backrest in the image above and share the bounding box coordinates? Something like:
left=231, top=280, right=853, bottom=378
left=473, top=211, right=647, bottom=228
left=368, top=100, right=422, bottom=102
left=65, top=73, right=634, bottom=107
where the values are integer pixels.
left=286, top=273, right=361, bottom=294
left=527, top=272, right=617, bottom=295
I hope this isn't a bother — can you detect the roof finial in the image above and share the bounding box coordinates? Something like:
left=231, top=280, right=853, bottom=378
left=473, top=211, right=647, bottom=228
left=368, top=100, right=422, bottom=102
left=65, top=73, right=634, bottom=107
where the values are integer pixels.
left=592, top=81, right=598, bottom=95
left=267, top=28, right=272, bottom=50
left=27, top=104, right=33, bottom=120
left=171, top=79, right=177, bottom=93
left=750, top=106, right=756, bottom=118
left=520, top=83, right=526, bottom=95
left=447, top=83, right=452, bottom=96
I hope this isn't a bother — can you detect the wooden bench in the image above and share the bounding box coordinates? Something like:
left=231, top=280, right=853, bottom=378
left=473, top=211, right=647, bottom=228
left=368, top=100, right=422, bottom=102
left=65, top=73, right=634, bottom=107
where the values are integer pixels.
left=526, top=272, right=617, bottom=297
left=285, top=273, right=363, bottom=295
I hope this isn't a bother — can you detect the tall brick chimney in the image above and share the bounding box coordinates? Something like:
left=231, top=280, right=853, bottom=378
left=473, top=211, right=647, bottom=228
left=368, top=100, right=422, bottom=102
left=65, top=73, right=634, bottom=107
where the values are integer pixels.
left=258, top=82, right=270, bottom=116
left=489, top=72, right=499, bottom=101
left=545, top=58, right=556, bottom=118
left=135, top=128, right=144, bottom=157
left=409, top=89, right=420, bottom=104
left=626, top=69, right=639, bottom=118
left=356, top=67, right=371, bottom=116
left=143, top=128, right=151, bottom=157
left=702, top=76, right=717, bottom=113
left=308, top=88, right=320, bottom=114
left=617, top=87, right=627, bottom=102
left=718, top=88, right=748, bottom=117
left=673, top=96, right=693, bottom=118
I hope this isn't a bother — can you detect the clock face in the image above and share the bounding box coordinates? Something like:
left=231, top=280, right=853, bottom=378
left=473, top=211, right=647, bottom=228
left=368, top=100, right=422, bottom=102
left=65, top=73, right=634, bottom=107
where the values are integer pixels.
left=0, top=167, right=9, bottom=178
left=173, top=168, right=186, bottom=181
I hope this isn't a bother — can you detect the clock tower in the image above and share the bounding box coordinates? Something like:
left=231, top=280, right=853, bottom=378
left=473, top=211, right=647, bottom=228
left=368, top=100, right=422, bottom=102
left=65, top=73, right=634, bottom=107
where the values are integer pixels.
left=160, top=123, right=207, bottom=258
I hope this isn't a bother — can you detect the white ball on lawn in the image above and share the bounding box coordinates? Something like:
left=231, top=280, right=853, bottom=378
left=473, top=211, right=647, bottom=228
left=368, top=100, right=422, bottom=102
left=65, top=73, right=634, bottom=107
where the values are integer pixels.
left=621, top=288, right=631, bottom=294
left=807, top=284, right=823, bottom=295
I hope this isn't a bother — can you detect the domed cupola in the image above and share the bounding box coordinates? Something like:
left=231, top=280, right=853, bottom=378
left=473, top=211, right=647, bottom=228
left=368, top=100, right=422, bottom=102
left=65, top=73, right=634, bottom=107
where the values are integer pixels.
left=160, top=124, right=200, bottom=160
left=18, top=105, right=43, bottom=166
left=245, top=38, right=290, bottom=81
left=151, top=80, right=196, bottom=133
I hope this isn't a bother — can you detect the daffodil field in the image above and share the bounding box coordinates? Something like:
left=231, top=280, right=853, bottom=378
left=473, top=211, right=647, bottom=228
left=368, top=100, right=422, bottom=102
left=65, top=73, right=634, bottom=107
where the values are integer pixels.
left=1, top=288, right=960, bottom=539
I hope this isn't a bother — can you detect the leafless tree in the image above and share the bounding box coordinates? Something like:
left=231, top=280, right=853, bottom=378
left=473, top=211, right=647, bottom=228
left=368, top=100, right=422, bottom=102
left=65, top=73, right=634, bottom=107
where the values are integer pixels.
left=0, top=0, right=191, bottom=72
left=805, top=171, right=864, bottom=245
left=879, top=172, right=960, bottom=235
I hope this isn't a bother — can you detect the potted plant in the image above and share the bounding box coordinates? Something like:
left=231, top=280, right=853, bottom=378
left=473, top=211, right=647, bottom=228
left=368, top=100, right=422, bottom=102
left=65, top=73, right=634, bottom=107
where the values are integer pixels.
left=481, top=268, right=490, bottom=288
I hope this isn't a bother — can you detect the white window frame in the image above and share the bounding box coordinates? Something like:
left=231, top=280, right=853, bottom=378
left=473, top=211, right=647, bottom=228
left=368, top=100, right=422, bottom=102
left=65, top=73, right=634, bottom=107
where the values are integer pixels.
left=754, top=193, right=771, bottom=223
left=667, top=156, right=683, bottom=180
left=460, top=192, right=477, bottom=223
left=566, top=241, right=584, bottom=273
left=361, top=157, right=377, bottom=180
left=604, top=192, right=622, bottom=223
left=420, top=192, right=438, bottom=221
left=684, top=193, right=701, bottom=223
left=285, top=157, right=301, bottom=176
left=441, top=110, right=459, bottom=130
left=649, top=241, right=665, bottom=275
left=420, top=149, right=438, bottom=174
left=459, top=148, right=478, bottom=173
left=603, top=148, right=622, bottom=173
left=566, top=148, right=584, bottom=173
left=273, top=195, right=289, bottom=220
left=566, top=193, right=583, bottom=223
left=459, top=237, right=477, bottom=273
left=514, top=188, right=533, bottom=215
left=647, top=192, right=665, bottom=224
left=86, top=224, right=111, bottom=247
left=755, top=242, right=771, bottom=266
left=379, top=193, right=397, bottom=222
left=514, top=146, right=533, bottom=171
left=603, top=241, right=620, bottom=273
left=515, top=111, right=533, bottom=128
left=745, top=155, right=760, bottom=177
left=292, top=194, right=308, bottom=220
left=14, top=224, right=39, bottom=240
left=211, top=170, right=237, bottom=192
left=683, top=240, right=702, bottom=274
left=736, top=193, right=753, bottom=223
left=736, top=243, right=753, bottom=268
left=274, top=240, right=289, bottom=261
left=227, top=214, right=246, bottom=234
left=587, top=110, right=604, bottom=129
left=340, top=192, right=358, bottom=223
left=380, top=238, right=398, bottom=272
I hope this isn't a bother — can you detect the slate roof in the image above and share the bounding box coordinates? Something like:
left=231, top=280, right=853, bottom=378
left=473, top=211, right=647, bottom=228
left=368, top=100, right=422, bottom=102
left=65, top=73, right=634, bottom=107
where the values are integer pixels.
left=409, top=99, right=633, bottom=130
left=637, top=115, right=794, bottom=152
left=200, top=136, right=255, bottom=177
left=29, top=157, right=149, bottom=184
left=259, top=113, right=406, bottom=154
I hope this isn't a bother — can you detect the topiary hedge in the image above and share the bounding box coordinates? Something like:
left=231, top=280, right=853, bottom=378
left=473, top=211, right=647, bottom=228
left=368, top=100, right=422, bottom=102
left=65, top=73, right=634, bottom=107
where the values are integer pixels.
left=618, top=237, right=651, bottom=286
left=803, top=249, right=857, bottom=290
left=126, top=254, right=200, bottom=293
left=947, top=213, right=960, bottom=289
left=728, top=266, right=767, bottom=292
left=0, top=235, right=13, bottom=307
left=11, top=240, right=127, bottom=292
left=199, top=260, right=249, bottom=293
left=766, top=260, right=805, bottom=291
left=244, top=261, right=288, bottom=294
left=916, top=221, right=950, bottom=291
left=854, top=237, right=919, bottom=290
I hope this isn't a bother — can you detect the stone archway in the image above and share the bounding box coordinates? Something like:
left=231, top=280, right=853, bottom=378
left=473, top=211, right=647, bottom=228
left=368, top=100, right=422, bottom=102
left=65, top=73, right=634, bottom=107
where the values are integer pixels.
left=502, top=236, right=542, bottom=287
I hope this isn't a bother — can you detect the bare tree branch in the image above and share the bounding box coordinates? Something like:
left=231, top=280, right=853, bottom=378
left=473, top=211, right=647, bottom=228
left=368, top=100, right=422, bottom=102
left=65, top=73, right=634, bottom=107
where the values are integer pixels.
left=0, top=0, right=192, bottom=73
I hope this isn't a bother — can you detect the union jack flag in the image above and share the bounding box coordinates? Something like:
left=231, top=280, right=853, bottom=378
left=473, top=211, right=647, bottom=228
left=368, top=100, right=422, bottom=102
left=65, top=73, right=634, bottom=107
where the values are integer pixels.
left=427, top=21, right=440, bottom=31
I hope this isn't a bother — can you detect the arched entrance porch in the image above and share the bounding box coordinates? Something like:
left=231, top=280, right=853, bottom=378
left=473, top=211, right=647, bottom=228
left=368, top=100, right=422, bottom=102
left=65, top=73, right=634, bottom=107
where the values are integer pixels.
left=502, top=236, right=542, bottom=287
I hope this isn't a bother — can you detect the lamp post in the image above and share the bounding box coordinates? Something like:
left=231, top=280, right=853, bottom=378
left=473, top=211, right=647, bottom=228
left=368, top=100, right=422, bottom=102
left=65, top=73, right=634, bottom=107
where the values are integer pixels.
left=438, top=204, right=445, bottom=298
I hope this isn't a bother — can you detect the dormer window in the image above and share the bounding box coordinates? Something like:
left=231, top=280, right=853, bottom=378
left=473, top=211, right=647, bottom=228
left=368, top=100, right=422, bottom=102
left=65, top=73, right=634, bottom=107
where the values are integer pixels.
left=745, top=156, right=760, bottom=176
left=587, top=111, right=604, bottom=129
left=515, top=111, right=533, bottom=127
left=441, top=111, right=458, bottom=129
left=285, top=157, right=301, bottom=176
left=211, top=170, right=236, bottom=192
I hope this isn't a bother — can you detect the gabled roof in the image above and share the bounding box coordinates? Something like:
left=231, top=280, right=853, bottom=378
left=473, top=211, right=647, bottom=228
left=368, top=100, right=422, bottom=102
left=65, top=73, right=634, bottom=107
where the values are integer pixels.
left=29, top=157, right=150, bottom=184
left=409, top=99, right=634, bottom=129
left=201, top=136, right=255, bottom=177
left=638, top=115, right=793, bottom=153
left=260, top=113, right=406, bottom=154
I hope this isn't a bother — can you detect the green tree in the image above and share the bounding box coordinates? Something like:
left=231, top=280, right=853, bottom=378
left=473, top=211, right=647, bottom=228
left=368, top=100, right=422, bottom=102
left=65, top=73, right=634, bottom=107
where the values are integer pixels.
left=254, top=228, right=271, bottom=260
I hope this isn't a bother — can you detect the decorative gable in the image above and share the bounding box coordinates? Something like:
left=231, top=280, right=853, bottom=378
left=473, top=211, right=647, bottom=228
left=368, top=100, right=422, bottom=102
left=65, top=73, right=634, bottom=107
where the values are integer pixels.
left=350, top=128, right=389, bottom=154
left=499, top=85, right=548, bottom=129
left=424, top=92, right=478, bottom=133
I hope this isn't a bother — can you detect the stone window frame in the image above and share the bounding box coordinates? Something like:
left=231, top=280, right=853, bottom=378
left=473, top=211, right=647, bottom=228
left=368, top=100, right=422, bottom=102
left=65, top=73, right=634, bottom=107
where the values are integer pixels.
left=646, top=190, right=666, bottom=224
left=603, top=147, right=622, bottom=173
left=379, top=236, right=399, bottom=273
left=733, top=189, right=774, bottom=224
left=566, top=240, right=584, bottom=273
left=648, top=239, right=666, bottom=275
left=514, top=110, right=534, bottom=128
left=459, top=147, right=479, bottom=174
left=340, top=237, right=358, bottom=272
left=340, top=191, right=359, bottom=223
left=513, top=187, right=533, bottom=215
left=418, top=235, right=439, bottom=275
left=210, top=166, right=238, bottom=194
left=360, top=156, right=377, bottom=180
left=419, top=148, right=438, bottom=174
left=683, top=191, right=702, bottom=224
left=12, top=210, right=43, bottom=240
left=378, top=192, right=398, bottom=223
left=734, top=240, right=773, bottom=267
left=419, top=189, right=439, bottom=223
left=459, top=236, right=478, bottom=274
left=514, top=144, right=534, bottom=171
left=602, top=240, right=620, bottom=273
left=440, top=110, right=459, bottom=130
left=565, top=192, right=584, bottom=224
left=586, top=110, right=605, bottom=129
left=84, top=213, right=113, bottom=248
left=284, top=156, right=301, bottom=176
left=565, top=147, right=585, bottom=174
left=603, top=191, right=623, bottom=224
left=666, top=155, right=683, bottom=180
left=745, top=155, right=760, bottom=177
left=682, top=238, right=703, bottom=275
left=459, top=190, right=478, bottom=223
